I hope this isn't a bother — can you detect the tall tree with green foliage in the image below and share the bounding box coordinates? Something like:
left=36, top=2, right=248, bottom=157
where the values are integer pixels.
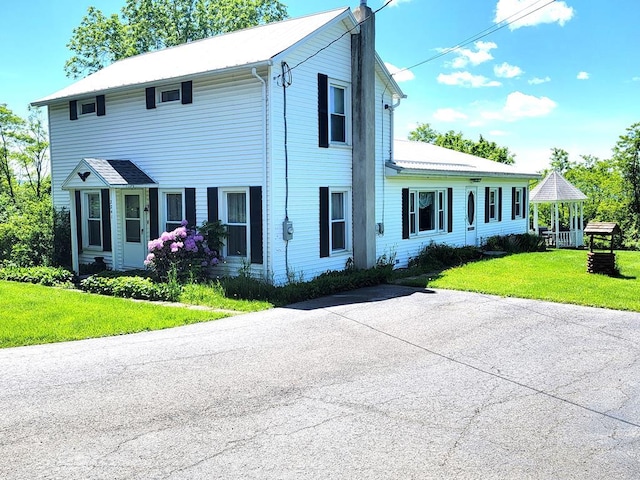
left=65, top=0, right=288, bottom=78
left=612, top=122, right=640, bottom=242
left=407, top=122, right=515, bottom=164
left=549, top=147, right=571, bottom=173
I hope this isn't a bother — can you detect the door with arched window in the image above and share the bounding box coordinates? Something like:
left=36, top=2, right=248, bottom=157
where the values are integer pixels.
left=465, top=187, right=477, bottom=246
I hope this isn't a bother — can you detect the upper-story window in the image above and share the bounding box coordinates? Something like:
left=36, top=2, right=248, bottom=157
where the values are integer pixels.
left=330, top=84, right=347, bottom=144
left=70, top=95, right=105, bottom=120
left=318, top=73, right=350, bottom=148
left=160, top=87, right=181, bottom=103
left=80, top=100, right=96, bottom=115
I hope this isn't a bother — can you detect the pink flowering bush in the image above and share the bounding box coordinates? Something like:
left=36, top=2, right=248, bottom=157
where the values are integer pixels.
left=145, top=220, right=219, bottom=281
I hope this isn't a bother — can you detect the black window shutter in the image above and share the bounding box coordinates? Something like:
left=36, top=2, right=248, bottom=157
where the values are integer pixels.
left=146, top=87, right=156, bottom=109
left=74, top=190, right=83, bottom=253
left=101, top=189, right=112, bottom=251
left=149, top=188, right=159, bottom=239
left=512, top=186, right=517, bottom=220
left=402, top=188, right=410, bottom=239
left=69, top=100, right=78, bottom=121
left=484, top=187, right=490, bottom=223
left=250, top=186, right=263, bottom=265
left=207, top=187, right=219, bottom=222
left=319, top=187, right=330, bottom=257
left=181, top=81, right=193, bottom=104
left=447, top=188, right=453, bottom=233
left=523, top=187, right=528, bottom=212
left=318, top=73, right=329, bottom=148
left=96, top=95, right=106, bottom=116
left=185, top=188, right=196, bottom=228
left=498, top=187, right=503, bottom=222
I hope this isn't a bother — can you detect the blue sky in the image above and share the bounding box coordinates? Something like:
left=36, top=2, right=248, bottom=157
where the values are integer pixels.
left=2, top=0, right=638, bottom=171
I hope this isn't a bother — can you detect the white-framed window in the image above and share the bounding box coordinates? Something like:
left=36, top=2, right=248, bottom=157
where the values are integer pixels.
left=79, top=99, right=96, bottom=116
left=330, top=190, right=348, bottom=252
left=514, top=188, right=523, bottom=219
left=163, top=191, right=184, bottom=232
left=222, top=189, right=249, bottom=258
left=329, top=83, right=348, bottom=144
left=85, top=191, right=102, bottom=248
left=159, top=85, right=181, bottom=104
left=489, top=188, right=498, bottom=221
left=409, top=189, right=447, bottom=235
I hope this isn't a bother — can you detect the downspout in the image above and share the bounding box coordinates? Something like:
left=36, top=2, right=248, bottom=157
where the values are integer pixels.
left=252, top=67, right=269, bottom=278
left=386, top=96, right=402, bottom=162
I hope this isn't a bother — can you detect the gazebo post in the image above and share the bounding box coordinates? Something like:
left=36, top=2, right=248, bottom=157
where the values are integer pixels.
left=554, top=201, right=559, bottom=247
left=533, top=203, right=539, bottom=234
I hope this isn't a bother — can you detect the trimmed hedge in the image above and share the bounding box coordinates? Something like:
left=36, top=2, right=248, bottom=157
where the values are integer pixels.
left=483, top=233, right=546, bottom=253
left=409, top=242, right=484, bottom=271
left=0, top=266, right=74, bottom=287
left=79, top=275, right=181, bottom=302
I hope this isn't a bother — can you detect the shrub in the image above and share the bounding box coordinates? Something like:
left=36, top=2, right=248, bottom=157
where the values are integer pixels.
left=80, top=275, right=181, bottom=302
left=409, top=242, right=483, bottom=271
left=219, top=263, right=394, bottom=306
left=53, top=207, right=72, bottom=269
left=483, top=233, right=546, bottom=253
left=0, top=266, right=74, bottom=287
left=145, top=221, right=218, bottom=282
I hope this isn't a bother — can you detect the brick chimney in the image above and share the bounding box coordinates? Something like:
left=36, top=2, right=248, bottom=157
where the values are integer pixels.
left=351, top=1, right=376, bottom=269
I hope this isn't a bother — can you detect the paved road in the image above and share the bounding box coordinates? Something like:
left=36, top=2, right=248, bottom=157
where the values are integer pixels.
left=1, top=286, right=639, bottom=479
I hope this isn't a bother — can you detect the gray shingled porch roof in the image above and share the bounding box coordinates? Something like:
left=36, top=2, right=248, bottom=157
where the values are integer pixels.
left=530, top=171, right=587, bottom=203
left=84, top=158, right=156, bottom=186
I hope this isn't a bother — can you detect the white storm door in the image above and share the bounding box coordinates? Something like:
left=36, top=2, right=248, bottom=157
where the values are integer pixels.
left=465, top=187, right=477, bottom=246
left=122, top=191, right=145, bottom=268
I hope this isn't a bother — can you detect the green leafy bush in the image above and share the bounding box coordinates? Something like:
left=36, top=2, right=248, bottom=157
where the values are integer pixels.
left=0, top=266, right=74, bottom=287
left=409, top=242, right=484, bottom=271
left=219, top=264, right=394, bottom=306
left=80, top=275, right=181, bottom=302
left=483, top=233, right=546, bottom=253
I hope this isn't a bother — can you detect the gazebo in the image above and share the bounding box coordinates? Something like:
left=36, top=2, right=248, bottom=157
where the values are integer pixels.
left=530, top=171, right=587, bottom=248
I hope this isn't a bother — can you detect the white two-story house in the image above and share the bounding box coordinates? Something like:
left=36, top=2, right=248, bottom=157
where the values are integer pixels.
left=33, top=3, right=537, bottom=283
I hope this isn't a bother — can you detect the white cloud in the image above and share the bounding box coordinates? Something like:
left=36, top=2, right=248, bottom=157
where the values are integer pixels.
left=494, top=0, right=574, bottom=30
left=633, top=77, right=640, bottom=82
left=494, top=62, right=523, bottom=78
left=445, top=41, right=498, bottom=68
left=433, top=108, right=468, bottom=122
left=577, top=71, right=590, bottom=80
left=528, top=76, right=551, bottom=85
left=481, top=91, right=557, bottom=121
left=386, top=0, right=412, bottom=7
left=437, top=71, right=502, bottom=88
left=385, top=62, right=415, bottom=83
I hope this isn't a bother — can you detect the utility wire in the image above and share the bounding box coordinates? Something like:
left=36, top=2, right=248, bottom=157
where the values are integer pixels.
left=394, top=0, right=557, bottom=76
left=286, top=0, right=395, bottom=75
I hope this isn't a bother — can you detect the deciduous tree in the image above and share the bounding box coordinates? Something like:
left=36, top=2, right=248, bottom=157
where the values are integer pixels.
left=65, top=0, right=288, bottom=78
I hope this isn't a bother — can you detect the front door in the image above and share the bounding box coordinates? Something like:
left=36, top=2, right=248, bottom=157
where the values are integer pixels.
left=122, top=191, right=146, bottom=268
left=465, top=187, right=477, bottom=246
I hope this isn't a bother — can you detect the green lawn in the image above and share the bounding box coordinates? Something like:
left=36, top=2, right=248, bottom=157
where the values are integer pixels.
left=423, top=249, right=640, bottom=312
left=0, top=281, right=232, bottom=348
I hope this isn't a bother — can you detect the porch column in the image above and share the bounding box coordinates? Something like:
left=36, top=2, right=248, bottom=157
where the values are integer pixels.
left=69, top=190, right=80, bottom=274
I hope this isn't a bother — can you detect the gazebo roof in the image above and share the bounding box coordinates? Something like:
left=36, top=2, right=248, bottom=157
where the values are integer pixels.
left=530, top=171, right=587, bottom=203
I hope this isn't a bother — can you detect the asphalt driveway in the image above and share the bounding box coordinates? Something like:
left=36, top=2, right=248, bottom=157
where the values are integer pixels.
left=1, top=285, right=639, bottom=479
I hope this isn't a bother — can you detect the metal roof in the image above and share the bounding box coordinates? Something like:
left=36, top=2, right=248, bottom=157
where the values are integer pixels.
left=529, top=170, right=587, bottom=203
left=388, top=140, right=539, bottom=178
left=33, top=7, right=403, bottom=106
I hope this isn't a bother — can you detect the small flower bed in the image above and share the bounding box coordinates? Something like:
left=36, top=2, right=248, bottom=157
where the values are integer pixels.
left=0, top=266, right=74, bottom=287
left=145, top=221, right=219, bottom=281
